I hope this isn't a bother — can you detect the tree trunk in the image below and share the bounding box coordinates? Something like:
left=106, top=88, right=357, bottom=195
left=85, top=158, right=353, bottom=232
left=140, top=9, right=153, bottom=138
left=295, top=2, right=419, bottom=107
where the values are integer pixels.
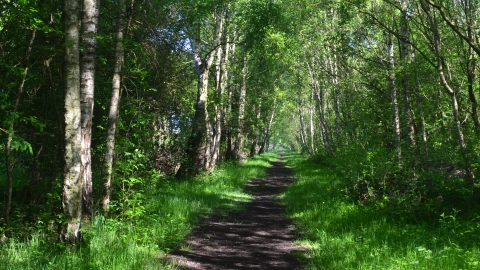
left=386, top=33, right=401, bottom=161
left=414, top=68, right=429, bottom=157
left=204, top=120, right=213, bottom=172
left=80, top=0, right=99, bottom=224
left=250, top=103, right=262, bottom=157
left=309, top=93, right=315, bottom=154
left=186, top=42, right=210, bottom=175
left=399, top=0, right=416, bottom=147
left=177, top=11, right=223, bottom=176
left=261, top=95, right=277, bottom=154
left=420, top=0, right=467, bottom=153
left=297, top=91, right=311, bottom=155
left=466, top=44, right=479, bottom=130
left=329, top=53, right=342, bottom=146
left=224, top=27, right=237, bottom=161
left=420, top=1, right=473, bottom=182
left=233, top=46, right=247, bottom=162
left=315, top=80, right=333, bottom=154
left=463, top=1, right=480, bottom=130
left=210, top=15, right=229, bottom=172
left=306, top=55, right=332, bottom=154
left=63, top=0, right=83, bottom=241
left=103, top=0, right=126, bottom=211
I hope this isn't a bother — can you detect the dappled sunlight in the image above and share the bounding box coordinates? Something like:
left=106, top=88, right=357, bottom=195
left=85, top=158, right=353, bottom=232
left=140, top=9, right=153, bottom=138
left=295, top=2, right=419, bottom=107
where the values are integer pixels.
left=167, top=154, right=305, bottom=269
left=1, top=153, right=277, bottom=269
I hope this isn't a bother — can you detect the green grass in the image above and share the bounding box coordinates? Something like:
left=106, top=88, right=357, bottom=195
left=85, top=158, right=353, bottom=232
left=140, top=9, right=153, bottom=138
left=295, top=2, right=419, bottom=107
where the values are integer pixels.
left=0, top=152, right=278, bottom=270
left=281, top=151, right=480, bottom=270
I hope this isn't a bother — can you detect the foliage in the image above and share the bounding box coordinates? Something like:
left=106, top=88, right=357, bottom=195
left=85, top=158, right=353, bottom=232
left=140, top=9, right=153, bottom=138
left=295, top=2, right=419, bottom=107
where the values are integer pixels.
left=0, top=152, right=277, bottom=269
left=2, top=0, right=480, bottom=267
left=282, top=151, right=480, bottom=269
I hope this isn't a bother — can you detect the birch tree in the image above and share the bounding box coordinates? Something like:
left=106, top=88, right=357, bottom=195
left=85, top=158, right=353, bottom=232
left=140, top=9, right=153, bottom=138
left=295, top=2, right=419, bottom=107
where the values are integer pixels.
left=209, top=10, right=230, bottom=171
left=386, top=33, right=402, bottom=160
left=80, top=0, right=99, bottom=223
left=103, top=0, right=127, bottom=211
left=233, top=46, right=248, bottom=162
left=176, top=7, right=224, bottom=176
left=63, top=0, right=83, bottom=241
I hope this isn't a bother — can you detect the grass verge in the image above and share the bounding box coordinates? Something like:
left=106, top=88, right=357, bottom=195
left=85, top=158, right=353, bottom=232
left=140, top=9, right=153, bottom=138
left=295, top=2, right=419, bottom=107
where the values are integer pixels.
left=281, top=151, right=480, bottom=269
left=0, top=152, right=278, bottom=270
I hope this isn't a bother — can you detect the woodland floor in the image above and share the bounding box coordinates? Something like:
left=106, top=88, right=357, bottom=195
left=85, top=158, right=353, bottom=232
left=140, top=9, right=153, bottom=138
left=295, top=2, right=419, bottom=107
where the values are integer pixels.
left=167, top=154, right=307, bottom=269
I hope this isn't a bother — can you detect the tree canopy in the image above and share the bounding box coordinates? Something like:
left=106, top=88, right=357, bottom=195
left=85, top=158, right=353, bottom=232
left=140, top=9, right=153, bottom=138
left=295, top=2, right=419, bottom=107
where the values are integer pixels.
left=1, top=0, right=480, bottom=256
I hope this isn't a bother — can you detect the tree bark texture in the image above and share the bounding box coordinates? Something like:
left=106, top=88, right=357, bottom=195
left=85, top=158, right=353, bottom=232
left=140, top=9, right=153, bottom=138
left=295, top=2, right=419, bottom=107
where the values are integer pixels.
left=103, top=0, right=126, bottom=211
left=63, top=0, right=83, bottom=241
left=306, top=55, right=332, bottom=154
left=80, top=0, right=99, bottom=223
left=386, top=33, right=401, bottom=160
left=328, top=53, right=342, bottom=147
left=178, top=10, right=224, bottom=177
left=210, top=13, right=228, bottom=172
left=233, top=47, right=247, bottom=162
left=466, top=42, right=479, bottom=130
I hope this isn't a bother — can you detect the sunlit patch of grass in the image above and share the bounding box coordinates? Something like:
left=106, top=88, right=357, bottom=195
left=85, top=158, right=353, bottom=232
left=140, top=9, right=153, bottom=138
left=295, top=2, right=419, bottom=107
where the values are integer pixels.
left=0, top=152, right=278, bottom=269
left=282, top=151, right=480, bottom=270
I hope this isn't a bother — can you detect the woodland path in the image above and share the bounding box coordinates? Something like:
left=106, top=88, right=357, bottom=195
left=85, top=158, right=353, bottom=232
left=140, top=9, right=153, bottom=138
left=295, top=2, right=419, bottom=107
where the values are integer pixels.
left=168, top=154, right=306, bottom=269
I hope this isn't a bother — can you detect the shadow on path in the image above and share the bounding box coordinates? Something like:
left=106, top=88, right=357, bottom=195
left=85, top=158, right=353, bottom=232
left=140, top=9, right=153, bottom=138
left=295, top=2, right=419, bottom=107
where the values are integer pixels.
left=168, top=156, right=306, bottom=269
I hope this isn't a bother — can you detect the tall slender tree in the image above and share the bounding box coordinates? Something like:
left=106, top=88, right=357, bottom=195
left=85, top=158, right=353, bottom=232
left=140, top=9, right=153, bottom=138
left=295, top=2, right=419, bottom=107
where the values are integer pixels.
left=209, top=10, right=230, bottom=172
left=80, top=0, right=99, bottom=223
left=233, top=45, right=248, bottom=162
left=386, top=33, right=401, bottom=161
left=63, top=0, right=83, bottom=241
left=103, top=0, right=127, bottom=211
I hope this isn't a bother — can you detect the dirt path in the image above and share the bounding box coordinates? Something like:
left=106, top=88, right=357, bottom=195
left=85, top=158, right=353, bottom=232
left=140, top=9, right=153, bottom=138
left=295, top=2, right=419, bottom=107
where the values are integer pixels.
left=168, top=156, right=306, bottom=269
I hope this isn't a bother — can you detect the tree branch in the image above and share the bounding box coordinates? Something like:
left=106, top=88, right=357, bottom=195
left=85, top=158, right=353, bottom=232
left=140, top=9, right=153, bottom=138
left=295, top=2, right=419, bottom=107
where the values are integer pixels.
left=424, top=0, right=480, bottom=57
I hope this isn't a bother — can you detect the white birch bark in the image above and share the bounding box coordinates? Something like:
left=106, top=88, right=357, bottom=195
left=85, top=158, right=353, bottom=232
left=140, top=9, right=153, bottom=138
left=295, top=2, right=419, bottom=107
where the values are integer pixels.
left=306, top=56, right=332, bottom=154
left=63, top=0, right=82, bottom=241
left=234, top=47, right=247, bottom=162
left=80, top=0, right=99, bottom=223
left=177, top=10, right=223, bottom=176
left=386, top=33, right=402, bottom=160
left=210, top=13, right=229, bottom=171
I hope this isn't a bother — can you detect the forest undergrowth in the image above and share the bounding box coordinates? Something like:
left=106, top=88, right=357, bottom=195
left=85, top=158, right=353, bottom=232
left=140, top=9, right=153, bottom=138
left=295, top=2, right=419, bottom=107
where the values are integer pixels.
left=282, top=151, right=480, bottom=269
left=0, top=152, right=278, bottom=269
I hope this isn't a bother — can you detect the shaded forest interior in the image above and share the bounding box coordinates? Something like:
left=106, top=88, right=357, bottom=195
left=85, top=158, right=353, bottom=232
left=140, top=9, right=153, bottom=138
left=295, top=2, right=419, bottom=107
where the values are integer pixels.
left=2, top=0, right=480, bottom=268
